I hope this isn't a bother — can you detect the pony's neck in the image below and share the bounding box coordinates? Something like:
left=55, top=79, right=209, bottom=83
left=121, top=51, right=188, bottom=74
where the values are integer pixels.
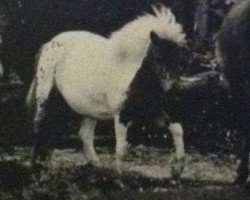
left=111, top=35, right=151, bottom=64
left=110, top=15, right=156, bottom=64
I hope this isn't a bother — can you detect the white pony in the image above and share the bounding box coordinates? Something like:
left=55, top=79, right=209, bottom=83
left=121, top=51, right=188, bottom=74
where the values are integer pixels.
left=27, top=5, right=187, bottom=180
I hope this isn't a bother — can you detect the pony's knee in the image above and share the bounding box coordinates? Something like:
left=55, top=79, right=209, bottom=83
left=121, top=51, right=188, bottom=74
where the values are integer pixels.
left=115, top=132, right=127, bottom=157
left=33, top=102, right=46, bottom=127
left=169, top=123, right=183, bottom=135
left=114, top=115, right=128, bottom=157
left=168, top=123, right=185, bottom=158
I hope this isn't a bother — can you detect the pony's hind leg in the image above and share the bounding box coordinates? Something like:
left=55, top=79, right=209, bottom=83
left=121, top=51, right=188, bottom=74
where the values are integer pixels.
left=114, top=115, right=128, bottom=173
left=78, top=117, right=101, bottom=166
left=168, top=122, right=185, bottom=182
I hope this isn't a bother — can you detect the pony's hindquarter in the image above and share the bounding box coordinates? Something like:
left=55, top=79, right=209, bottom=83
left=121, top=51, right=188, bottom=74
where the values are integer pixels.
left=47, top=32, right=135, bottom=118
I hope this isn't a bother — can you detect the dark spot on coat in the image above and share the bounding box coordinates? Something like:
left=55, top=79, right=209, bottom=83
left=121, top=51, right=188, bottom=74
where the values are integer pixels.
left=40, top=68, right=45, bottom=73
left=51, top=41, right=56, bottom=48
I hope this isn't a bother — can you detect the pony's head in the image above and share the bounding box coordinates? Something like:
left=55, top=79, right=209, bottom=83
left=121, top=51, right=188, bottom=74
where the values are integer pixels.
left=148, top=30, right=190, bottom=91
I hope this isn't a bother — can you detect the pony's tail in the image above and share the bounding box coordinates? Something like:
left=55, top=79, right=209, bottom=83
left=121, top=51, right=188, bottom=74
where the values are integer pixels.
left=26, top=77, right=36, bottom=107
left=26, top=38, right=64, bottom=110
left=26, top=77, right=37, bottom=132
left=26, top=47, right=43, bottom=107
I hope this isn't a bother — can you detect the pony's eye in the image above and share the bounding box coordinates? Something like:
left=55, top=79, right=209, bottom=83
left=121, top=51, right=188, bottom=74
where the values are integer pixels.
left=156, top=56, right=163, bottom=62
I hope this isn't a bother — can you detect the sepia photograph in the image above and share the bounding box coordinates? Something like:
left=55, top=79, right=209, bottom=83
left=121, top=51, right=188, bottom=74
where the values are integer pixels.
left=0, top=0, right=249, bottom=199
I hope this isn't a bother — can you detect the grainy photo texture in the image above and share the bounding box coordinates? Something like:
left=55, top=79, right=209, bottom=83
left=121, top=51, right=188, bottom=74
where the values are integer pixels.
left=0, top=0, right=249, bottom=199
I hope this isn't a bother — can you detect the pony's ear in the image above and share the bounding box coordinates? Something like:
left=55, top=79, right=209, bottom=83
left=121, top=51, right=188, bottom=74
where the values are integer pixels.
left=150, top=31, right=161, bottom=45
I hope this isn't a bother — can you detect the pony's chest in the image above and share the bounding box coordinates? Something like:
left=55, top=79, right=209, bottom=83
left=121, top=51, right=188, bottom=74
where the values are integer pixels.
left=69, top=91, right=127, bottom=119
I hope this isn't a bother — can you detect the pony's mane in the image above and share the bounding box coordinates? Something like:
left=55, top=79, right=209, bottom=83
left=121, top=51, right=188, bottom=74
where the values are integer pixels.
left=111, top=5, right=186, bottom=62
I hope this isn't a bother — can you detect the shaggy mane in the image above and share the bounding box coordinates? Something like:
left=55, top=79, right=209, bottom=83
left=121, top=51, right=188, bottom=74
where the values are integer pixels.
left=111, top=5, right=186, bottom=63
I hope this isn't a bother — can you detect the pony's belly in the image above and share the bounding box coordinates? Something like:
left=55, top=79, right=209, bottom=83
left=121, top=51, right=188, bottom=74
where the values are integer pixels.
left=56, top=81, right=124, bottom=119
left=61, top=90, right=114, bottom=118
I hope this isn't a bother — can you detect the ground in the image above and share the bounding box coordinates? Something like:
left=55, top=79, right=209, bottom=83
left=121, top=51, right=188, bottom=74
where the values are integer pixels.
left=0, top=145, right=249, bottom=200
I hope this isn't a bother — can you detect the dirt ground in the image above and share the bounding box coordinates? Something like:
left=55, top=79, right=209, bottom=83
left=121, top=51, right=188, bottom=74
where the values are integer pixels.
left=0, top=145, right=249, bottom=200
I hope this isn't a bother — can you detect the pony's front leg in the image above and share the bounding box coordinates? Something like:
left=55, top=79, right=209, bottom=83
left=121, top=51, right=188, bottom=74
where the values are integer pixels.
left=168, top=122, right=185, bottom=182
left=114, top=115, right=128, bottom=173
left=78, top=117, right=101, bottom=166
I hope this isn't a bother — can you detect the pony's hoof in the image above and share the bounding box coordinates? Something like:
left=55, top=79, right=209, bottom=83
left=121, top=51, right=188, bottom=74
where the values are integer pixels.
left=171, top=156, right=185, bottom=180
left=170, top=170, right=182, bottom=186
left=89, top=160, right=102, bottom=168
left=234, top=173, right=249, bottom=185
left=23, top=160, right=33, bottom=169
left=85, top=154, right=101, bottom=167
left=115, top=158, right=126, bottom=174
left=114, top=179, right=126, bottom=190
left=234, top=177, right=249, bottom=189
left=170, top=179, right=178, bottom=185
left=115, top=166, right=123, bottom=175
left=170, top=179, right=183, bottom=187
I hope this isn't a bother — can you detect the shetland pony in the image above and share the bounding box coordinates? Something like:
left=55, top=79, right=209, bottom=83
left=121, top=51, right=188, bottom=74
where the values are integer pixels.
left=216, top=0, right=250, bottom=185
left=27, top=6, right=188, bottom=179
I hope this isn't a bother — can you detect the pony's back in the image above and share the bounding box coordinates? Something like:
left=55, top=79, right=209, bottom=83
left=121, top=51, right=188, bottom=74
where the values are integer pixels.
left=37, top=30, right=112, bottom=75
left=47, top=31, right=109, bottom=52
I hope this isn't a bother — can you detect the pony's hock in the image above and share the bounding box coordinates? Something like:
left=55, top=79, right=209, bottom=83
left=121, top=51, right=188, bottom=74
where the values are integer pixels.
left=27, top=5, right=188, bottom=179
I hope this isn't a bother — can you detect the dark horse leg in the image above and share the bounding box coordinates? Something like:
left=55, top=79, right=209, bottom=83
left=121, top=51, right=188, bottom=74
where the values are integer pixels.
left=236, top=134, right=250, bottom=185
left=216, top=0, right=250, bottom=185
left=229, top=82, right=250, bottom=185
left=234, top=96, right=250, bottom=184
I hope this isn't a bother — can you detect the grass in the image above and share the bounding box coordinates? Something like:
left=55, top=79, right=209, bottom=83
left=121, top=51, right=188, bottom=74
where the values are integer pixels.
left=0, top=147, right=249, bottom=200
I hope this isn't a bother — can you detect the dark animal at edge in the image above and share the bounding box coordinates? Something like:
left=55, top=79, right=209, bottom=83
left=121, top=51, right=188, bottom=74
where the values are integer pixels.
left=216, top=0, right=250, bottom=185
